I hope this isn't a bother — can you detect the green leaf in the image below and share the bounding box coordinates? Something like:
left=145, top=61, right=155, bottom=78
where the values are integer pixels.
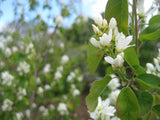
left=149, top=15, right=160, bottom=25
left=139, top=15, right=160, bottom=41
left=87, top=43, right=104, bottom=74
left=116, top=87, right=139, bottom=120
left=124, top=47, right=146, bottom=75
left=136, top=74, right=160, bottom=90
left=134, top=91, right=153, bottom=116
left=86, top=75, right=111, bottom=112
left=105, top=0, right=128, bottom=35
left=152, top=104, right=160, bottom=117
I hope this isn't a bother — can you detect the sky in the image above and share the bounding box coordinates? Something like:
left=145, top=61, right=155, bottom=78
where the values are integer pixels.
left=0, top=0, right=157, bottom=30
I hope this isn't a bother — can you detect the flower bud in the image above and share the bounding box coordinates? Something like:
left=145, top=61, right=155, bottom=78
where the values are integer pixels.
left=109, top=17, right=117, bottom=30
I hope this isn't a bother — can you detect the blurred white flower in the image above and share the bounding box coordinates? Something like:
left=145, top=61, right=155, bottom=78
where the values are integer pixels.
left=111, top=117, right=120, bottom=120
left=49, top=104, right=55, bottom=110
left=57, top=103, right=69, bottom=115
left=49, top=48, right=54, bottom=53
left=36, top=77, right=41, bottom=85
left=2, top=99, right=13, bottom=111
left=108, top=74, right=120, bottom=90
left=0, top=42, right=5, bottom=50
left=37, top=87, right=44, bottom=95
left=16, top=112, right=24, bottom=120
left=154, top=58, right=160, bottom=72
left=31, top=103, right=37, bottom=108
left=72, top=89, right=80, bottom=96
left=44, top=84, right=51, bottom=90
left=12, top=46, right=18, bottom=53
left=89, top=97, right=116, bottom=120
left=77, top=75, right=83, bottom=82
left=54, top=71, right=62, bottom=80
left=109, top=90, right=120, bottom=105
left=57, top=66, right=63, bottom=72
left=17, top=88, right=27, bottom=100
left=17, top=61, right=30, bottom=75
left=25, top=42, right=34, bottom=54
left=1, top=71, right=14, bottom=86
left=25, top=109, right=31, bottom=118
left=4, top=48, right=12, bottom=57
left=61, top=55, right=69, bottom=64
left=137, top=0, right=145, bottom=16
left=39, top=106, right=49, bottom=117
left=60, top=42, right=64, bottom=49
left=43, top=64, right=51, bottom=74
left=104, top=55, right=124, bottom=69
left=55, top=15, right=63, bottom=25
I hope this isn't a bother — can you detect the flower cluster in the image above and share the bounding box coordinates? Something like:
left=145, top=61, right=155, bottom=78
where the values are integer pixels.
left=89, top=74, right=121, bottom=120
left=17, top=61, right=30, bottom=75
left=1, top=71, right=14, bottom=86
left=90, top=14, right=134, bottom=70
left=146, top=48, right=160, bottom=77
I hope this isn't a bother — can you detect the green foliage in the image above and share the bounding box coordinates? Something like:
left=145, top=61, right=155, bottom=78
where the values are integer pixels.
left=86, top=75, right=111, bottom=112
left=152, top=104, right=160, bottom=117
left=87, top=43, right=104, bottom=74
left=105, top=0, right=128, bottom=35
left=136, top=74, right=160, bottom=90
left=139, top=15, right=160, bottom=41
left=134, top=91, right=153, bottom=116
left=116, top=87, right=139, bottom=120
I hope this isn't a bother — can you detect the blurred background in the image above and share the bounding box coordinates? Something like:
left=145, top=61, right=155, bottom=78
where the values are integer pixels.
left=0, top=0, right=160, bottom=120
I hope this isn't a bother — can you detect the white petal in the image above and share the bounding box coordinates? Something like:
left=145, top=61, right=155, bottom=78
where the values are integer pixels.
left=104, top=56, right=114, bottom=64
left=94, top=13, right=103, bottom=26
left=90, top=38, right=100, bottom=48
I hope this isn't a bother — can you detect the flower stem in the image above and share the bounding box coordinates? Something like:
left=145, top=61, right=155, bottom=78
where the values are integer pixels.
left=133, top=0, right=138, bottom=54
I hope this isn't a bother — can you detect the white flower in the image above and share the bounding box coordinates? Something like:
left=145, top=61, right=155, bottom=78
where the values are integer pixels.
left=61, top=55, right=69, bottom=64
left=109, top=90, right=120, bottom=105
left=90, top=37, right=100, bottom=48
left=115, top=33, right=134, bottom=52
left=100, top=29, right=112, bottom=47
left=16, top=112, right=24, bottom=120
left=146, top=63, right=156, bottom=74
left=137, top=0, right=145, bottom=15
left=60, top=42, right=64, bottom=49
left=104, top=55, right=124, bottom=69
left=4, top=48, right=12, bottom=57
left=54, top=71, right=62, bottom=80
left=92, top=24, right=100, bottom=35
left=49, top=104, right=55, bottom=110
left=108, top=74, right=120, bottom=90
left=0, top=42, right=5, bottom=50
left=25, top=43, right=34, bottom=54
left=77, top=75, right=83, bottom=82
left=55, top=15, right=63, bottom=25
left=25, top=109, right=31, bottom=118
left=109, top=18, right=117, bottom=30
left=44, top=84, right=51, bottom=90
left=1, top=71, right=14, bottom=86
left=89, top=97, right=116, bottom=120
left=39, top=106, right=49, bottom=117
left=2, top=99, right=13, bottom=111
left=57, top=103, right=69, bottom=115
left=72, top=89, right=80, bottom=96
left=17, top=88, right=27, bottom=100
left=154, top=58, right=160, bottom=72
left=36, top=77, right=41, bottom=85
left=93, top=13, right=103, bottom=27
left=37, top=87, right=44, bottom=95
left=17, top=61, right=30, bottom=75
left=111, top=117, right=120, bottom=120
left=43, top=64, right=51, bottom=74
left=12, top=46, right=18, bottom=53
left=57, top=66, right=63, bottom=72
left=31, top=103, right=37, bottom=108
